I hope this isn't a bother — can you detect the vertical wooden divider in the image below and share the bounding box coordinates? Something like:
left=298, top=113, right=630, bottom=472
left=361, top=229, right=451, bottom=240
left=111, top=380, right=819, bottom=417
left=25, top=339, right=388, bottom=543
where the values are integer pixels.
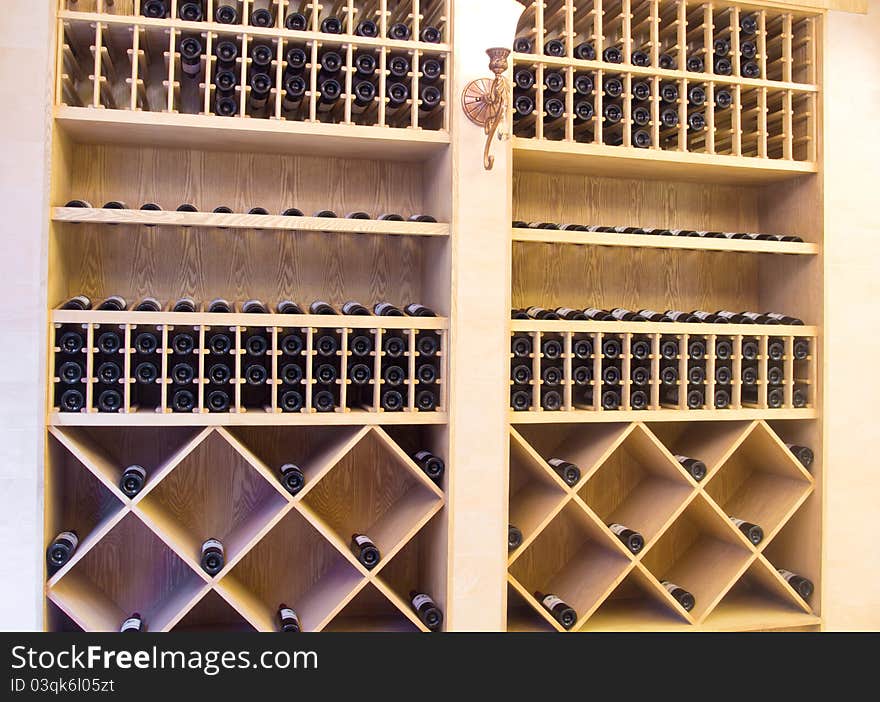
left=444, top=0, right=518, bottom=630
left=593, top=332, right=603, bottom=410
left=531, top=331, right=542, bottom=410
left=677, top=333, right=689, bottom=409
left=650, top=332, right=661, bottom=409
left=621, top=332, right=633, bottom=411
left=159, top=324, right=169, bottom=413
left=563, top=332, right=573, bottom=411
left=197, top=324, right=206, bottom=412
left=122, top=324, right=132, bottom=412
left=784, top=335, right=795, bottom=409
left=303, top=326, right=314, bottom=412
left=233, top=324, right=243, bottom=412
left=407, top=327, right=417, bottom=413
left=732, top=334, right=743, bottom=409
left=706, top=334, right=716, bottom=410
left=337, top=327, right=349, bottom=412
left=371, top=328, right=382, bottom=412
left=758, top=334, right=769, bottom=408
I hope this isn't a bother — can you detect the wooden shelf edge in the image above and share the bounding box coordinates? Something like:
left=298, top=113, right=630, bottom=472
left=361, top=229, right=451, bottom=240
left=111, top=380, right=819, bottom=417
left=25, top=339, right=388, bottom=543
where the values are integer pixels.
left=53, top=208, right=449, bottom=237
left=56, top=106, right=450, bottom=161
left=509, top=321, right=817, bottom=336
left=512, top=228, right=819, bottom=255
left=48, top=412, right=450, bottom=427
left=512, top=138, right=819, bottom=184
left=509, top=409, right=819, bottom=423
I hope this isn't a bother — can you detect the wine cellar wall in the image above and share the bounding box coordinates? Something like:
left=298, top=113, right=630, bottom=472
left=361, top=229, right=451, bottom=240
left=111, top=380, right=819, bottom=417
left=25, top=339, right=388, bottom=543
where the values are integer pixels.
left=41, top=0, right=830, bottom=633
left=506, top=0, right=825, bottom=631
left=45, top=0, right=453, bottom=631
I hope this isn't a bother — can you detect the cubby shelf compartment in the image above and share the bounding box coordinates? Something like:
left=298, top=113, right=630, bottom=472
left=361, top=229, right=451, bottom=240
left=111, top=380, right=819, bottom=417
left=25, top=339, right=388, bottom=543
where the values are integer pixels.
left=507, top=421, right=820, bottom=630
left=704, top=420, right=814, bottom=550
left=52, top=207, right=449, bottom=236
left=512, top=227, right=819, bottom=255
left=45, top=423, right=446, bottom=631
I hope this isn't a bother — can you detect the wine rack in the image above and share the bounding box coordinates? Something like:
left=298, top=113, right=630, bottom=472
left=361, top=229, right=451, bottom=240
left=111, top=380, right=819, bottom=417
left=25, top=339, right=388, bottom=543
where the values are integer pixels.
left=508, top=420, right=817, bottom=631
left=511, top=0, right=820, bottom=179
left=50, top=307, right=447, bottom=422
left=507, top=0, right=825, bottom=632
left=46, top=424, right=445, bottom=631
left=510, top=320, right=816, bottom=418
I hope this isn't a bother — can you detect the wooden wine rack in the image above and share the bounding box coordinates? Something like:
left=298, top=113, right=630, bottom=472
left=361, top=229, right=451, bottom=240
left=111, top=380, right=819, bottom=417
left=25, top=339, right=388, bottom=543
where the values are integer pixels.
left=506, top=0, right=825, bottom=632
left=46, top=423, right=445, bottom=631
left=511, top=0, right=820, bottom=180
left=37, top=0, right=834, bottom=633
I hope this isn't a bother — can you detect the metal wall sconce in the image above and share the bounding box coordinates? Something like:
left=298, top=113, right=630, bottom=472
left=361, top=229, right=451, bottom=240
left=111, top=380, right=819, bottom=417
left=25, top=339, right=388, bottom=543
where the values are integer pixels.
left=460, top=1, right=527, bottom=170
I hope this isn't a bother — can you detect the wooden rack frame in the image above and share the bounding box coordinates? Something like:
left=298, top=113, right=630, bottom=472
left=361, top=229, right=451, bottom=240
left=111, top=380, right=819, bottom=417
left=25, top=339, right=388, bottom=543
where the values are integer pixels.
left=50, top=309, right=447, bottom=423
left=510, top=0, right=820, bottom=178
left=510, top=321, right=817, bottom=420
left=46, top=423, right=446, bottom=631
left=55, top=0, right=451, bottom=142
left=508, top=420, right=818, bottom=631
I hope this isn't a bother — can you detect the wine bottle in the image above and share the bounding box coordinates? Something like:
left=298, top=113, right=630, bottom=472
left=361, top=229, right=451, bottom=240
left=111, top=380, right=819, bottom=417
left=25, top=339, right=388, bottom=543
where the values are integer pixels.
left=120, top=465, right=147, bottom=498
left=120, top=613, right=144, bottom=632
left=778, top=569, right=814, bottom=599
left=767, top=365, right=784, bottom=386
left=413, top=450, right=444, bottom=482
left=632, top=49, right=651, bottom=67
left=280, top=390, right=304, bottom=412
left=665, top=310, right=701, bottom=323
left=544, top=39, right=565, bottom=57
left=411, top=592, right=443, bottom=631
left=548, top=458, right=580, bottom=487
left=602, top=46, right=623, bottom=63
left=405, top=303, right=436, bottom=318
left=58, top=361, right=83, bottom=385
left=279, top=463, right=305, bottom=496
left=610, top=308, right=646, bottom=322
left=142, top=0, right=168, bottom=19
left=420, top=26, right=442, bottom=43
left=715, top=339, right=733, bottom=360
left=511, top=389, right=531, bottom=412
left=514, top=37, right=533, bottom=53
left=659, top=53, right=676, bottom=69
left=282, top=75, right=307, bottom=112
left=786, top=444, right=814, bottom=469
left=416, top=388, right=438, bottom=412
left=541, top=389, right=562, bottom=411
left=215, top=3, right=238, bottom=24
left=420, top=58, right=443, bottom=83
left=285, top=47, right=308, bottom=74
left=676, top=455, right=707, bottom=482
left=320, top=16, right=342, bottom=34
left=766, top=312, right=805, bottom=326
left=527, top=306, right=560, bottom=321
left=200, top=538, right=225, bottom=575
left=574, top=41, right=595, bottom=60
left=631, top=366, right=650, bottom=387
left=631, top=389, right=649, bottom=410
left=686, top=55, right=704, bottom=72
left=97, top=361, right=122, bottom=385
left=135, top=362, right=159, bottom=385
left=511, top=363, right=532, bottom=385
left=730, top=517, right=763, bottom=545
left=355, top=19, right=378, bottom=37
left=535, top=592, right=577, bottom=629
left=740, top=14, right=758, bottom=35
left=715, top=365, right=732, bottom=385
left=740, top=40, right=757, bottom=60
left=509, top=524, right=524, bottom=550
left=309, top=300, right=336, bottom=316
left=542, top=338, right=563, bottom=360
left=375, top=302, right=405, bottom=317
left=661, top=581, right=695, bottom=612
left=713, top=56, right=733, bottom=75
left=602, top=365, right=621, bottom=386
left=688, top=112, right=706, bottom=131
left=609, top=523, right=644, bottom=553
left=178, top=1, right=204, bottom=22
left=511, top=335, right=532, bottom=359
left=46, top=530, right=78, bottom=570
left=285, top=12, right=308, bottom=30
left=250, top=6, right=274, bottom=27
left=660, top=81, right=679, bottom=103
left=572, top=337, right=592, bottom=359
left=688, top=338, right=706, bottom=360
left=180, top=37, right=203, bottom=77
left=603, top=77, right=623, bottom=99
left=351, top=533, right=380, bottom=570
left=741, top=60, right=760, bottom=78
left=317, top=77, right=342, bottom=112
left=602, top=337, right=622, bottom=359
left=171, top=389, right=195, bottom=412
left=389, top=23, right=412, bottom=41
left=96, top=295, right=127, bottom=312
left=715, top=388, right=731, bottom=409
left=542, top=365, right=563, bottom=387
left=61, top=295, right=92, bottom=311
left=249, top=72, right=272, bottom=112
left=278, top=605, right=301, bottom=632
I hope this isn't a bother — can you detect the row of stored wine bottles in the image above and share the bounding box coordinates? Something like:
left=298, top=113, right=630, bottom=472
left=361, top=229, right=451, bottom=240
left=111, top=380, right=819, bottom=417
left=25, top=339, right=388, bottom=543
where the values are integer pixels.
left=67, top=0, right=448, bottom=44
left=510, top=330, right=814, bottom=412
left=513, top=1, right=816, bottom=85
left=59, top=18, right=447, bottom=129
left=510, top=62, right=813, bottom=159
left=63, top=199, right=439, bottom=223
left=515, top=221, right=804, bottom=244
left=59, top=295, right=440, bottom=316
left=515, top=307, right=805, bottom=324
left=52, top=299, right=445, bottom=415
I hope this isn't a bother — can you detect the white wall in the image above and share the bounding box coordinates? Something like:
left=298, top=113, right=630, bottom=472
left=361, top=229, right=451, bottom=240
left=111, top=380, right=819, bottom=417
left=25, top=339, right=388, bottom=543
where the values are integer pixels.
left=823, top=1, right=880, bottom=631
left=0, top=1, right=52, bottom=630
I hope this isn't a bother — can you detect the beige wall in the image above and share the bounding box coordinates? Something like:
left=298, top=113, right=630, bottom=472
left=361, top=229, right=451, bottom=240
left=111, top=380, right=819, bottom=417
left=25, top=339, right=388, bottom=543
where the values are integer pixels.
left=823, top=1, right=880, bottom=631
left=0, top=1, right=53, bottom=630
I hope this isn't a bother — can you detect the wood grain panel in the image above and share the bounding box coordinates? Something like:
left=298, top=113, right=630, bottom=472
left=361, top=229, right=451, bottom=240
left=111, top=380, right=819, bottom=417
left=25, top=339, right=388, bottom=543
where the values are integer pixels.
left=512, top=242, right=761, bottom=312
left=52, top=224, right=427, bottom=308
left=172, top=589, right=257, bottom=632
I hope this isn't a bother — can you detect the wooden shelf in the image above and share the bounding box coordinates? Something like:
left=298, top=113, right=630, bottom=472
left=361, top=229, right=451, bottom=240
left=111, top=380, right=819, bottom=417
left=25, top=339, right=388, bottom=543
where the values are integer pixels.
left=511, top=408, right=818, bottom=423
left=53, top=207, right=450, bottom=236
left=57, top=106, right=450, bottom=161
left=512, top=228, right=819, bottom=255
left=513, top=139, right=817, bottom=184
left=48, top=410, right=449, bottom=427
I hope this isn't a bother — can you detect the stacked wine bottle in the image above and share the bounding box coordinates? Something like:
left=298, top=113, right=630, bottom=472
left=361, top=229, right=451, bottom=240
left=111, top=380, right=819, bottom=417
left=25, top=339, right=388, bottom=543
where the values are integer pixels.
left=58, top=0, right=448, bottom=129
left=53, top=295, right=444, bottom=415
left=510, top=306, right=814, bottom=412
left=514, top=221, right=805, bottom=244
left=510, top=0, right=817, bottom=161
